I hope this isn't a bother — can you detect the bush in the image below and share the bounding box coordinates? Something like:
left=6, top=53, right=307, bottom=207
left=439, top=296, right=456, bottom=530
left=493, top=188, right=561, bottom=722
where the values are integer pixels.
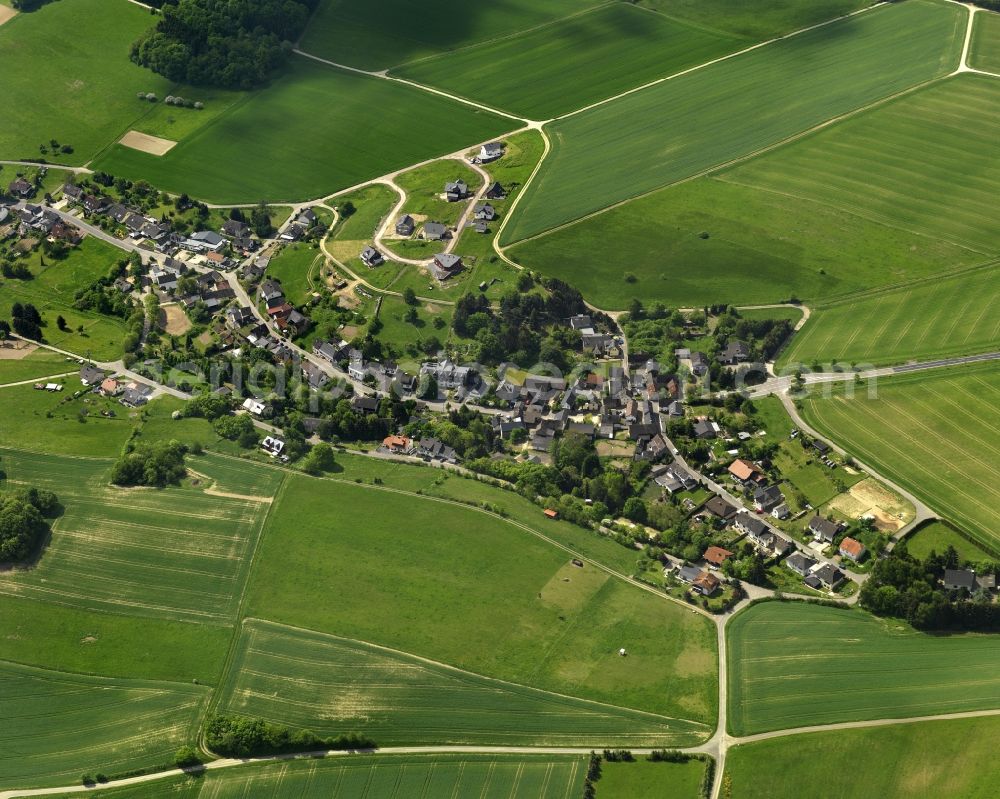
left=173, top=745, right=202, bottom=768
left=205, top=715, right=375, bottom=758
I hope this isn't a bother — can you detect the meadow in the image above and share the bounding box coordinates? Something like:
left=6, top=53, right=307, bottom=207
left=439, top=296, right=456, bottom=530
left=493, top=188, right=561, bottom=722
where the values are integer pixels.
left=0, top=237, right=127, bottom=361
left=48, top=754, right=589, bottom=799
left=595, top=759, right=707, bottom=798
left=299, top=0, right=604, bottom=70
left=0, top=659, right=207, bottom=790
left=970, top=9, right=1000, bottom=73
left=262, top=242, right=324, bottom=306
left=726, top=715, right=1000, bottom=799
left=92, top=56, right=511, bottom=204
left=393, top=3, right=741, bottom=119
left=800, top=363, right=1000, bottom=550
left=778, top=264, right=1000, bottom=369
left=218, top=619, right=709, bottom=746
left=905, top=520, right=996, bottom=563
left=0, top=348, right=75, bottom=383
left=727, top=601, right=1000, bottom=735
left=502, top=0, right=965, bottom=243
left=244, top=474, right=718, bottom=723
left=393, top=159, right=482, bottom=228
left=0, top=448, right=274, bottom=624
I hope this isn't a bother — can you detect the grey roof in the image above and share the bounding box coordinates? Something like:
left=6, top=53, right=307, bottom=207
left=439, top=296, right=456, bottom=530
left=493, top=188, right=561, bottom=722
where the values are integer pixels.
left=944, top=569, right=977, bottom=591
left=809, top=516, right=841, bottom=542
left=785, top=552, right=817, bottom=574
left=678, top=564, right=704, bottom=583
left=434, top=253, right=462, bottom=270
left=424, top=222, right=448, bottom=240
left=191, top=230, right=224, bottom=246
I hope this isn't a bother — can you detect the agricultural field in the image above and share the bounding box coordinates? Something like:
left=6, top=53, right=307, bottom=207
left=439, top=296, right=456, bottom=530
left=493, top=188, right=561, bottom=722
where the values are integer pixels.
left=594, top=758, right=707, bottom=798
left=91, top=56, right=511, bottom=204
left=0, top=348, right=75, bottom=384
left=502, top=0, right=965, bottom=243
left=218, top=619, right=709, bottom=747
left=48, top=754, right=588, bottom=799
left=0, top=448, right=274, bottom=624
left=779, top=265, right=1000, bottom=369
left=298, top=0, right=605, bottom=70
left=970, top=9, right=1000, bottom=73
left=800, top=363, right=1000, bottom=550
left=245, top=474, right=718, bottom=723
left=905, top=521, right=997, bottom=563
left=0, top=659, right=207, bottom=790
left=728, top=601, right=1000, bottom=735
left=0, top=237, right=128, bottom=361
left=393, top=3, right=742, bottom=119
left=726, top=715, right=1000, bottom=799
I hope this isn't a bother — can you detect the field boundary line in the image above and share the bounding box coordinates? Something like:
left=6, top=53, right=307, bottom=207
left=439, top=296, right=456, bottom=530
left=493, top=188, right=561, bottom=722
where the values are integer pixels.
left=0, top=372, right=78, bottom=389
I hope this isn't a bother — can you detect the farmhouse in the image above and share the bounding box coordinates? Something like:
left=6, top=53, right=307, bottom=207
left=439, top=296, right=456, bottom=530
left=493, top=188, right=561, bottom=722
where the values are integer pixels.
left=382, top=435, right=410, bottom=454
left=729, top=458, right=766, bottom=486
left=838, top=536, right=866, bottom=562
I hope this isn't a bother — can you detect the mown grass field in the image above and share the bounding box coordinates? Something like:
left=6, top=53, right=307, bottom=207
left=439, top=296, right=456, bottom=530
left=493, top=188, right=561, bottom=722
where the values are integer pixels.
left=92, top=56, right=510, bottom=204
left=970, top=9, right=1000, bottom=73
left=801, top=363, right=1000, bottom=549
left=48, top=754, right=588, bottom=799
left=394, top=3, right=741, bottom=119
left=0, top=237, right=127, bottom=360
left=0, top=448, right=274, bottom=624
left=299, top=0, right=604, bottom=70
left=503, top=0, right=965, bottom=244
left=905, top=520, right=997, bottom=563
left=595, top=759, right=706, bottom=798
left=728, top=601, right=1000, bottom=735
left=394, top=159, right=482, bottom=228
left=0, top=659, right=207, bottom=790
left=726, top=715, right=1000, bottom=799
left=779, top=264, right=1000, bottom=369
left=218, top=619, right=709, bottom=747
left=263, top=242, right=324, bottom=306
left=0, top=349, right=74, bottom=383
left=245, top=474, right=718, bottom=723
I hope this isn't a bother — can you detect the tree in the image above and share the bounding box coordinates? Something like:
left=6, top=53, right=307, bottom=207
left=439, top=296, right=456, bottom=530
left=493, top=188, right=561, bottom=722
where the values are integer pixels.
left=110, top=441, right=187, bottom=487
left=250, top=202, right=274, bottom=237
left=623, top=497, right=648, bottom=524
left=302, top=443, right=336, bottom=475
left=0, top=493, right=51, bottom=562
left=402, top=287, right=417, bottom=305
left=56, top=315, right=68, bottom=332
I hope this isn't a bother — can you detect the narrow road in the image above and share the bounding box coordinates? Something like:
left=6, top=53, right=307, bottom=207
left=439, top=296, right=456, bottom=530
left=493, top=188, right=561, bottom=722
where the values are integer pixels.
left=0, top=371, right=77, bottom=388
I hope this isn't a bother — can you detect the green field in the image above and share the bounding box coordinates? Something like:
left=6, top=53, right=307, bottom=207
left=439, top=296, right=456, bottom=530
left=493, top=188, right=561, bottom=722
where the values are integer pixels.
left=0, top=659, right=207, bottom=790
left=245, top=474, right=717, bottom=723
left=394, top=158, right=482, bottom=227
left=503, top=0, right=965, bottom=244
left=92, top=56, right=510, bottom=204
left=0, top=349, right=75, bottom=384
left=779, top=265, right=1000, bottom=369
left=0, top=449, right=275, bottom=623
left=726, top=715, right=1000, bottom=799
left=801, top=364, right=1000, bottom=549
left=728, top=601, right=1000, bottom=735
left=261, top=241, right=324, bottom=307
left=47, top=754, right=588, bottom=798
left=595, top=759, right=706, bottom=798
left=394, top=4, right=741, bottom=119
left=218, top=619, right=709, bottom=746
left=299, top=0, right=605, bottom=70
left=0, top=237, right=127, bottom=360
left=905, top=520, right=997, bottom=563
left=970, top=9, right=1000, bottom=73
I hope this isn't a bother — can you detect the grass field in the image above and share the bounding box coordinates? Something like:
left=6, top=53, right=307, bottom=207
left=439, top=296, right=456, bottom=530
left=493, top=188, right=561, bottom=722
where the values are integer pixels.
left=394, top=159, right=482, bottom=227
left=0, top=448, right=274, bottom=624
left=970, top=9, right=1000, bottom=73
left=245, top=474, right=717, bottom=723
left=218, top=619, right=709, bottom=746
left=594, top=759, right=706, bottom=798
left=905, top=520, right=997, bottom=563
left=0, top=237, right=127, bottom=360
left=299, top=0, right=605, bottom=70
left=393, top=3, right=741, bottom=119
left=726, top=715, right=1000, bottom=799
left=728, top=601, right=1000, bottom=735
left=800, top=363, right=1000, bottom=549
left=503, top=0, right=965, bottom=244
left=49, top=754, right=588, bottom=798
left=92, top=56, right=510, bottom=204
left=0, top=349, right=75, bottom=383
left=0, top=659, right=207, bottom=790
left=263, top=242, right=324, bottom=306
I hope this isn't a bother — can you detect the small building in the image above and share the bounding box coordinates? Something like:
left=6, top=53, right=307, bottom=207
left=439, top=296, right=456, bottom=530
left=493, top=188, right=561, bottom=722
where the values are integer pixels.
left=838, top=536, right=867, bottom=562
left=484, top=181, right=507, bottom=200
left=382, top=435, right=411, bottom=454
left=543, top=508, right=559, bottom=519
left=395, top=214, right=415, bottom=236
left=943, top=568, right=977, bottom=592
left=703, top=495, right=737, bottom=521
left=7, top=177, right=34, bottom=199
left=771, top=503, right=791, bottom=520
left=261, top=436, right=285, bottom=456
left=785, top=551, right=817, bottom=577
left=809, top=515, right=842, bottom=544
left=444, top=179, right=469, bottom=202
left=360, top=246, right=384, bottom=267
left=479, top=141, right=505, bottom=162
left=473, top=203, right=496, bottom=221
left=693, top=419, right=718, bottom=440
left=423, top=221, right=449, bottom=241
left=812, top=562, right=845, bottom=589
left=432, top=253, right=464, bottom=280
left=703, top=546, right=734, bottom=568
left=242, top=397, right=267, bottom=417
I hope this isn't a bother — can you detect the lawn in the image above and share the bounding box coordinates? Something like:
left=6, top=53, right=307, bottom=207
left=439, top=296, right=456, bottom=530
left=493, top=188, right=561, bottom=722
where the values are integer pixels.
left=262, top=241, right=324, bottom=306
left=594, top=759, right=707, bottom=798
left=0, top=659, right=208, bottom=790
left=299, top=0, right=605, bottom=70
left=502, top=0, right=965, bottom=244
left=393, top=3, right=742, bottom=119
left=0, top=348, right=75, bottom=383
left=52, top=754, right=589, bottom=798
left=0, top=237, right=128, bottom=360
left=970, top=9, right=1000, bottom=73
left=726, top=715, right=1000, bottom=799
left=0, top=448, right=275, bottom=624
left=324, top=185, right=399, bottom=265
left=218, top=619, right=709, bottom=747
left=800, top=363, right=1000, bottom=550
left=394, top=158, right=482, bottom=227
left=905, top=520, right=997, bottom=563
left=728, top=601, right=1000, bottom=735
left=779, top=264, right=1000, bottom=369
left=92, top=56, right=511, bottom=204
left=244, top=473, right=718, bottom=723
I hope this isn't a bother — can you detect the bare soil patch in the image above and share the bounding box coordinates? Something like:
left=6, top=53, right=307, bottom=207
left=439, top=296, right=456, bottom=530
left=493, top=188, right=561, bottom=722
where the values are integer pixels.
left=161, top=305, right=192, bottom=335
left=0, top=341, right=37, bottom=360
left=828, top=478, right=912, bottom=532
left=119, top=130, right=177, bottom=156
left=0, top=5, right=17, bottom=26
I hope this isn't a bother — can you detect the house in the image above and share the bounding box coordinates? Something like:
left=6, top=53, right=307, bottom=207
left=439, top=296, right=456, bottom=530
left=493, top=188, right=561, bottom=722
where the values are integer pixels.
left=295, top=208, right=318, bottom=228
left=62, top=183, right=84, bottom=202
left=352, top=395, right=380, bottom=415
left=809, top=516, right=842, bottom=544
left=728, top=459, right=766, bottom=486
left=313, top=339, right=345, bottom=363
left=259, top=279, right=284, bottom=303
left=693, top=419, right=718, bottom=440
left=838, top=536, right=867, bottom=562
left=812, top=563, right=845, bottom=589
left=119, top=381, right=153, bottom=407
left=720, top=340, right=750, bottom=365
left=395, top=214, right=415, bottom=236
left=785, top=551, right=817, bottom=577
left=80, top=365, right=106, bottom=386
left=423, top=221, right=449, bottom=241
left=943, top=569, right=977, bottom=592
left=360, top=246, right=384, bottom=267
left=704, top=546, right=734, bottom=568
left=677, top=564, right=704, bottom=584
left=382, top=435, right=410, bottom=454
left=422, top=359, right=473, bottom=389
left=224, top=305, right=254, bottom=330
left=734, top=511, right=768, bottom=540
left=485, top=181, right=506, bottom=200
left=279, top=224, right=304, bottom=242
left=473, top=203, right=496, bottom=221
left=812, top=439, right=831, bottom=456
left=260, top=436, right=285, bottom=457
left=703, top=495, right=737, bottom=521
left=221, top=219, right=250, bottom=239
left=432, top=253, right=463, bottom=280
left=444, top=179, right=469, bottom=201
left=693, top=571, right=721, bottom=596
left=416, top=437, right=458, bottom=463
left=771, top=503, right=790, bottom=520
left=7, top=177, right=34, bottom=199
left=242, top=397, right=267, bottom=416
left=98, top=377, right=121, bottom=397
left=690, top=351, right=709, bottom=376
left=753, top=484, right=784, bottom=513
left=770, top=532, right=794, bottom=557
left=479, top=141, right=504, bottom=162
left=49, top=221, right=83, bottom=245
left=190, top=230, right=225, bottom=251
